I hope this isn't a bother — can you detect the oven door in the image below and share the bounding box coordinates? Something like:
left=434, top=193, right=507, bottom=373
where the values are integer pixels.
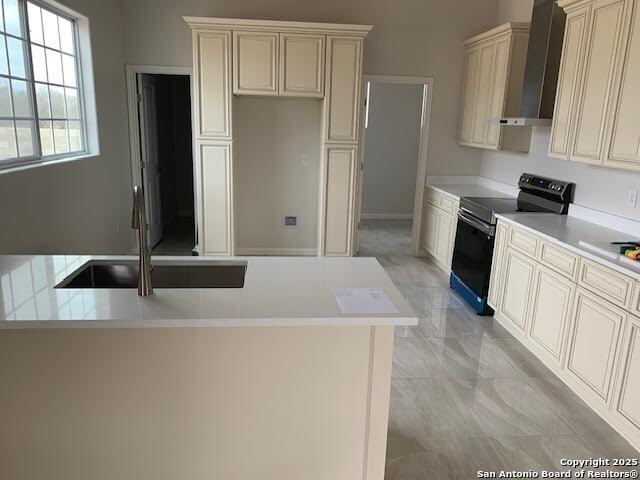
left=451, top=210, right=496, bottom=299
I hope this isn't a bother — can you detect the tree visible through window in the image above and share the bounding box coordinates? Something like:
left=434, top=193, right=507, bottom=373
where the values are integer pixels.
left=0, top=0, right=84, bottom=166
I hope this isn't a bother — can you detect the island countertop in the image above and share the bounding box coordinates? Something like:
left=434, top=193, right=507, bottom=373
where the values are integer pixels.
left=0, top=255, right=418, bottom=329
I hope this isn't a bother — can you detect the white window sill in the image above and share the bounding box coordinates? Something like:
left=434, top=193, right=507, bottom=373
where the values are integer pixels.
left=0, top=152, right=101, bottom=175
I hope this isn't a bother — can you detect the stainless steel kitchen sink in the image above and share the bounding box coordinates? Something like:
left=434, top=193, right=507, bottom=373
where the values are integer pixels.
left=55, top=260, right=247, bottom=289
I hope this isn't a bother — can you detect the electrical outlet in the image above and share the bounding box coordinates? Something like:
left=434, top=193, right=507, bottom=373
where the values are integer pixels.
left=284, top=216, right=297, bottom=226
left=300, top=154, right=309, bottom=166
left=627, top=189, right=638, bottom=208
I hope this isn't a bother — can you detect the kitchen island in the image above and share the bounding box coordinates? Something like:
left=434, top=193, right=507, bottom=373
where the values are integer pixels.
left=0, top=255, right=416, bottom=480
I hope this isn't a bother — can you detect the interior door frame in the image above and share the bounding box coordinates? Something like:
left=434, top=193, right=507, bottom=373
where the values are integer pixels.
left=356, top=74, right=435, bottom=257
left=125, top=64, right=195, bottom=246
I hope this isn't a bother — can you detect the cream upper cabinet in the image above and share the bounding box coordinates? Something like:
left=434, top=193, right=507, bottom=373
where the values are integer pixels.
left=458, top=22, right=532, bottom=152
left=324, top=36, right=362, bottom=143
left=527, top=265, right=576, bottom=367
left=571, top=0, right=627, bottom=164
left=551, top=0, right=640, bottom=171
left=499, top=247, right=536, bottom=332
left=613, top=314, right=640, bottom=432
left=233, top=31, right=279, bottom=95
left=193, top=30, right=232, bottom=139
left=470, top=43, right=497, bottom=146
left=458, top=48, right=480, bottom=145
left=604, top=0, right=640, bottom=169
left=549, top=6, right=590, bottom=159
left=279, top=34, right=325, bottom=97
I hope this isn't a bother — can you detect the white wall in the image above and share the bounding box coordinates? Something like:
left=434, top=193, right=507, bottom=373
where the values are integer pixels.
left=0, top=0, right=132, bottom=254
left=235, top=97, right=321, bottom=253
left=362, top=82, right=423, bottom=217
left=121, top=0, right=500, bottom=177
left=482, top=0, right=640, bottom=221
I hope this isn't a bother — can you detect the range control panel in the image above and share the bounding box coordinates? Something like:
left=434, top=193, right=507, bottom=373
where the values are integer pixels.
left=518, top=173, right=574, bottom=197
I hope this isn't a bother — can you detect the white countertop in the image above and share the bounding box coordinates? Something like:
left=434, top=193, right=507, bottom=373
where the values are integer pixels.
left=428, top=184, right=513, bottom=200
left=0, top=255, right=418, bottom=329
left=496, top=213, right=640, bottom=281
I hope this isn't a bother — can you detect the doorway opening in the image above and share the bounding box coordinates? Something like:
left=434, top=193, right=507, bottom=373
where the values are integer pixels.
left=126, top=66, right=196, bottom=256
left=356, top=75, right=434, bottom=258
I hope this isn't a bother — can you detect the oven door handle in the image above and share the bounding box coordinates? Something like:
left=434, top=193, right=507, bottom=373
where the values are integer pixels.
left=457, top=210, right=495, bottom=236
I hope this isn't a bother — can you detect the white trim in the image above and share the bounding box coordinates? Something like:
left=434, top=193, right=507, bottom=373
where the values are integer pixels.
left=361, top=213, right=414, bottom=220
left=237, top=248, right=318, bottom=256
left=355, top=74, right=435, bottom=257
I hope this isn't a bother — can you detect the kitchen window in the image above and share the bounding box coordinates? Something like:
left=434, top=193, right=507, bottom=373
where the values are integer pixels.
left=0, top=0, right=92, bottom=170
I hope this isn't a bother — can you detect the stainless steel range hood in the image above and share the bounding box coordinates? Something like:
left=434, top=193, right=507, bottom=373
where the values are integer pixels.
left=491, top=0, right=566, bottom=126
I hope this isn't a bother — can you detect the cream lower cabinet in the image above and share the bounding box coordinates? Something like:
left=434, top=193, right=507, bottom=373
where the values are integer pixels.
left=566, top=288, right=625, bottom=403
left=490, top=219, right=640, bottom=451
left=499, top=247, right=536, bottom=332
left=613, top=314, right=640, bottom=435
left=458, top=22, right=532, bottom=152
left=527, top=265, right=576, bottom=368
left=422, top=188, right=458, bottom=273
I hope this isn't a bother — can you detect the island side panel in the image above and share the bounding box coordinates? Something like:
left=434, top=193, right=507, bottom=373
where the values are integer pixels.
left=0, top=326, right=394, bottom=480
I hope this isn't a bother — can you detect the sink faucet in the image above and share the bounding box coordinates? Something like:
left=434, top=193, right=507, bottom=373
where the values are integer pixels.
left=131, top=186, right=153, bottom=296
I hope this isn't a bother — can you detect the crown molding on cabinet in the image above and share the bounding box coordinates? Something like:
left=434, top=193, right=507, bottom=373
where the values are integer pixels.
left=183, top=16, right=373, bottom=36
left=462, top=21, right=530, bottom=47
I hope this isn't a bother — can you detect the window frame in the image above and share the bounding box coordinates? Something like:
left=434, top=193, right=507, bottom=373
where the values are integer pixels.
left=0, top=0, right=88, bottom=171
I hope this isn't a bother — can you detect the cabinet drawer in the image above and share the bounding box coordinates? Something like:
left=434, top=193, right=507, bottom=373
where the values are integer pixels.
left=578, top=259, right=634, bottom=308
left=538, top=241, right=580, bottom=280
left=508, top=227, right=539, bottom=258
left=439, top=195, right=458, bottom=215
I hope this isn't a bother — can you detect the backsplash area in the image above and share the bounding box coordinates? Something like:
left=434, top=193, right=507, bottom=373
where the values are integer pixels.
left=480, top=126, right=640, bottom=221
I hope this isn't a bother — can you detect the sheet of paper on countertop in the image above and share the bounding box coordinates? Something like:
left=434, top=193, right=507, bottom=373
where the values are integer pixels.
left=332, top=288, right=399, bottom=314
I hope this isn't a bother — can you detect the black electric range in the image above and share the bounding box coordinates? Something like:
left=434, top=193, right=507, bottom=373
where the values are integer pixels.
left=450, top=173, right=575, bottom=315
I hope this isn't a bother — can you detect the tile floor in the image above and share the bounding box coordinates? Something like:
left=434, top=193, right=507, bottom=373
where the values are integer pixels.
left=152, top=217, right=196, bottom=256
left=358, top=219, right=639, bottom=479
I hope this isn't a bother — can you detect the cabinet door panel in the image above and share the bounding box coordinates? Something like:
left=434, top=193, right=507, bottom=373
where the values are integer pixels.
left=422, top=205, right=438, bottom=254
left=324, top=36, right=362, bottom=143
left=198, top=142, right=233, bottom=255
left=322, top=146, right=357, bottom=255
left=500, top=248, right=536, bottom=331
left=528, top=266, right=576, bottom=364
left=572, top=0, right=626, bottom=164
left=488, top=222, right=509, bottom=309
left=194, top=31, right=231, bottom=139
left=280, top=34, right=325, bottom=97
left=614, top=316, right=640, bottom=430
left=567, top=288, right=624, bottom=401
left=486, top=37, right=510, bottom=149
left=471, top=43, right=496, bottom=146
left=233, top=31, right=278, bottom=95
left=605, top=0, right=640, bottom=168
left=549, top=8, right=589, bottom=159
left=458, top=48, right=480, bottom=145
left=435, top=210, right=454, bottom=267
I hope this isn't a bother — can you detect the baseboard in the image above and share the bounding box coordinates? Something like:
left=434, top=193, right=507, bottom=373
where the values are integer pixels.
left=361, top=213, right=414, bottom=220
left=237, top=248, right=318, bottom=256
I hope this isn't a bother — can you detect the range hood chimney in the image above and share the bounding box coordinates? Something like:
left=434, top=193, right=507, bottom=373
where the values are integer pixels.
left=492, top=0, right=566, bottom=126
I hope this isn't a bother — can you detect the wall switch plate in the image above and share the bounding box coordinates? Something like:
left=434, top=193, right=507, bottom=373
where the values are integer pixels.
left=284, top=216, right=297, bottom=226
left=627, top=190, right=638, bottom=208
left=300, top=154, right=309, bottom=166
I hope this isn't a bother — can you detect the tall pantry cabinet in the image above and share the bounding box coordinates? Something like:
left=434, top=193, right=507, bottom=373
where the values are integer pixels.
left=184, top=17, right=372, bottom=256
